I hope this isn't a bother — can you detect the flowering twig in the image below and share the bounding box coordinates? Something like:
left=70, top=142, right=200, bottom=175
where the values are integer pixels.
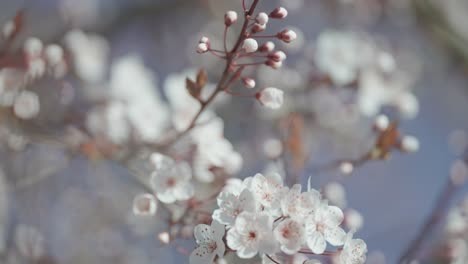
left=162, top=0, right=261, bottom=147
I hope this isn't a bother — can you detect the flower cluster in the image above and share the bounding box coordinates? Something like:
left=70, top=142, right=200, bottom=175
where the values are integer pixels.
left=190, top=173, right=367, bottom=264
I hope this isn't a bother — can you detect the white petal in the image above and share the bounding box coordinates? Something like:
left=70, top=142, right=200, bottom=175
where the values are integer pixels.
left=174, top=183, right=194, bottom=201
left=307, top=231, right=326, bottom=254
left=211, top=220, right=225, bottom=238
left=215, top=240, right=226, bottom=258
left=324, top=227, right=346, bottom=246
left=194, top=224, right=213, bottom=244
left=237, top=246, right=258, bottom=259
left=326, top=206, right=344, bottom=226
left=156, top=190, right=176, bottom=204
left=189, top=245, right=215, bottom=264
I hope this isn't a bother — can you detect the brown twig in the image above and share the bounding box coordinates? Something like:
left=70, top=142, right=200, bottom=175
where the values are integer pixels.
left=398, top=178, right=460, bottom=263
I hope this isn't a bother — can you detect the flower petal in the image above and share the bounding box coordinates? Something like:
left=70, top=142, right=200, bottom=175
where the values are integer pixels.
left=189, top=245, right=215, bottom=264
left=307, top=231, right=327, bottom=254
left=326, top=205, right=344, bottom=226
left=194, top=224, right=213, bottom=244
left=324, top=226, right=346, bottom=246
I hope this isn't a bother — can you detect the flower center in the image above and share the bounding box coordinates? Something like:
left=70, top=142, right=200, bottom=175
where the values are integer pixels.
left=248, top=231, right=257, bottom=240
left=166, top=177, right=176, bottom=187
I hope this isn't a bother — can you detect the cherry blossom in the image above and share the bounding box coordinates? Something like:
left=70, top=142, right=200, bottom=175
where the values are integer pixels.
left=339, top=231, right=368, bottom=264
left=257, top=87, right=284, bottom=109
left=248, top=173, right=286, bottom=210
left=305, top=201, right=346, bottom=254
left=226, top=211, right=277, bottom=259
left=213, top=188, right=257, bottom=227
left=190, top=221, right=226, bottom=264
left=281, top=184, right=320, bottom=220
left=150, top=153, right=194, bottom=204
left=273, top=218, right=305, bottom=254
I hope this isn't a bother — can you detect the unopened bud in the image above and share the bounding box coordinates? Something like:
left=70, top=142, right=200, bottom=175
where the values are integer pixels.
left=242, top=77, right=256, bottom=89
left=24, top=37, right=43, bottom=58
left=256, top=12, right=269, bottom=25
left=158, top=232, right=170, bottom=244
left=225, top=11, right=238, bottom=27
left=196, top=42, right=208, bottom=53
left=259, top=41, right=275, bottom=53
left=401, top=135, right=419, bottom=153
left=374, top=114, right=389, bottom=131
left=269, top=50, right=286, bottom=62
left=270, top=7, right=288, bottom=19
left=2, top=20, right=15, bottom=39
left=339, top=162, right=354, bottom=175
left=277, top=29, right=297, bottom=43
left=251, top=23, right=266, bottom=33
left=242, top=38, right=258, bottom=53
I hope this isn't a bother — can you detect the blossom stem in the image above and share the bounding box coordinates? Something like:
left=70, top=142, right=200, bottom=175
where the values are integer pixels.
left=161, top=0, right=261, bottom=147
left=398, top=177, right=461, bottom=263
left=265, top=254, right=281, bottom=264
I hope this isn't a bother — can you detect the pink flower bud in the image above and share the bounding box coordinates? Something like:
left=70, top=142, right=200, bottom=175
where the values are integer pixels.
left=256, top=87, right=284, bottom=109
left=225, top=11, right=238, bottom=27
left=251, top=23, right=266, bottom=33
left=277, top=29, right=297, bottom=43
left=256, top=12, right=269, bottom=25
left=242, top=77, right=256, bottom=89
left=269, top=50, right=286, bottom=62
left=269, top=7, right=288, bottom=19
left=259, top=41, right=275, bottom=52
left=196, top=42, right=208, bottom=53
left=242, top=38, right=258, bottom=53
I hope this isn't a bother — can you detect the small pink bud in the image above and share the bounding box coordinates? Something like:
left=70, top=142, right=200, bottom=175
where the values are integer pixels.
left=265, top=60, right=283, bottom=69
left=251, top=23, right=266, bottom=33
left=242, top=38, right=258, bottom=53
left=277, top=29, right=297, bottom=43
left=196, top=42, right=208, bottom=53
left=269, top=7, right=288, bottom=19
left=242, top=78, right=256, bottom=89
left=256, top=12, right=269, bottom=25
left=259, top=41, right=275, bottom=52
left=269, top=50, right=286, bottom=62
left=225, top=11, right=238, bottom=27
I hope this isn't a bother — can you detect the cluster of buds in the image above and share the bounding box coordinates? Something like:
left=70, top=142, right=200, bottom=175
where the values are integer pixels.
left=370, top=114, right=419, bottom=160
left=23, top=37, right=67, bottom=80
left=194, top=2, right=297, bottom=109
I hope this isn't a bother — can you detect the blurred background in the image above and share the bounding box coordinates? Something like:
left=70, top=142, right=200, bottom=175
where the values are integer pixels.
left=0, top=0, right=468, bottom=263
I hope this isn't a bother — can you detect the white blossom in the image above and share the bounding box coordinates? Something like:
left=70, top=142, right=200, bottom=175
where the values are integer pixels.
left=150, top=154, right=194, bottom=204
left=281, top=184, right=320, bottom=220
left=248, top=173, right=286, bottom=210
left=257, top=87, right=284, bottom=109
left=274, top=218, right=305, bottom=254
left=306, top=202, right=346, bottom=254
left=213, top=188, right=256, bottom=227
left=190, top=221, right=226, bottom=264
left=132, top=193, right=157, bottom=216
left=13, top=90, right=40, bottom=119
left=339, top=231, right=368, bottom=264
left=226, top=212, right=277, bottom=259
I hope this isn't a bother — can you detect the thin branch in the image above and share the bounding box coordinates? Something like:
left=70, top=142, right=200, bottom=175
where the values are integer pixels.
left=398, top=177, right=461, bottom=263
